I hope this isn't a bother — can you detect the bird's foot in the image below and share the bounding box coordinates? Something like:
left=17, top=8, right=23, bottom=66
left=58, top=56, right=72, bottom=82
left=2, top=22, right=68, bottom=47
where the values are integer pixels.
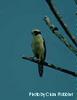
left=28, top=56, right=36, bottom=59
left=37, top=59, right=41, bottom=63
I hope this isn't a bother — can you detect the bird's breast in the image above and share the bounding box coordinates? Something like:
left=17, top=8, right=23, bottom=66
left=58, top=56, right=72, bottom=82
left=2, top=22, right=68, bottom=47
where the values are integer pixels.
left=32, top=35, right=44, bottom=53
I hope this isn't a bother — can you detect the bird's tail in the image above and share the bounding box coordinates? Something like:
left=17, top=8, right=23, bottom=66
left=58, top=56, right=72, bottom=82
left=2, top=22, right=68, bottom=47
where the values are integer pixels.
left=38, top=61, right=44, bottom=77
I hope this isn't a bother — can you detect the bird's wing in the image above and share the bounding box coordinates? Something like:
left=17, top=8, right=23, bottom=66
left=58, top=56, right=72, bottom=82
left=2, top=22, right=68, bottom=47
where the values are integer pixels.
left=43, top=38, right=46, bottom=60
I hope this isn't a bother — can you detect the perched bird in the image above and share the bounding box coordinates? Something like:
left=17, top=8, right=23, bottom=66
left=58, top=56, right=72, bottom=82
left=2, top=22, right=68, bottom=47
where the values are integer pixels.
left=31, top=29, right=46, bottom=77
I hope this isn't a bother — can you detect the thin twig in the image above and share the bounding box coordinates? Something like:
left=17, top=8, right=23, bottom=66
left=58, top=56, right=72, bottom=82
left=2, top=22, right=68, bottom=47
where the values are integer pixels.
left=45, top=0, right=77, bottom=47
left=44, top=16, right=77, bottom=56
left=22, top=56, right=77, bottom=77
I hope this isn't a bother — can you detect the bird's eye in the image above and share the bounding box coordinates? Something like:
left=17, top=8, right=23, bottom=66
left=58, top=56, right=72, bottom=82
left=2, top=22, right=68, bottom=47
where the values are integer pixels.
left=36, top=31, right=41, bottom=34
left=32, top=31, right=41, bottom=35
left=35, top=32, right=38, bottom=35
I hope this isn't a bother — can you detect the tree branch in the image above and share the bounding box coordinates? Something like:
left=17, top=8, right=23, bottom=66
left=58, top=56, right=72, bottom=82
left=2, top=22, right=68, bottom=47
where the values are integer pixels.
left=45, top=0, right=77, bottom=47
left=44, top=16, right=77, bottom=56
left=22, top=56, right=77, bottom=77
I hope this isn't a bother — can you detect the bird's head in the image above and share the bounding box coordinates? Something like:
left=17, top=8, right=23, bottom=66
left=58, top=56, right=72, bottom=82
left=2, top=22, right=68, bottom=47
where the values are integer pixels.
left=32, top=29, right=41, bottom=36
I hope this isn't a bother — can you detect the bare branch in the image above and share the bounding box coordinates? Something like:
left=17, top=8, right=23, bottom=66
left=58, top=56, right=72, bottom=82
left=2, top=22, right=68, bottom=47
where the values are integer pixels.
left=44, top=16, right=77, bottom=56
left=45, top=0, right=77, bottom=47
left=22, top=56, right=77, bottom=77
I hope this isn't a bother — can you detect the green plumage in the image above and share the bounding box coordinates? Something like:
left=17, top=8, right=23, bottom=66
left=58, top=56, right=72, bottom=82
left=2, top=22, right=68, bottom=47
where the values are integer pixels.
left=32, top=32, right=46, bottom=77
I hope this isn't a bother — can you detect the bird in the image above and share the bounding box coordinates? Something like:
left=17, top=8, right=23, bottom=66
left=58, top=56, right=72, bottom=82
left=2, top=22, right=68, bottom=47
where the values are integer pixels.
left=31, top=29, right=46, bottom=77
